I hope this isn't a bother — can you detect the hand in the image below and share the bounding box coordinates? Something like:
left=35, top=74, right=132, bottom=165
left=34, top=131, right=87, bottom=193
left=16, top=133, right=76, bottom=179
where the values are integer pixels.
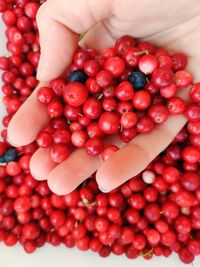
left=7, top=0, right=200, bottom=195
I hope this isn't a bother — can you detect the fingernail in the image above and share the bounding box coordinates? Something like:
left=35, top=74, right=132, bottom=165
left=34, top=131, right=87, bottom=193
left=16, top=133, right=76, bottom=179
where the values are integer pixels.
left=98, top=186, right=111, bottom=193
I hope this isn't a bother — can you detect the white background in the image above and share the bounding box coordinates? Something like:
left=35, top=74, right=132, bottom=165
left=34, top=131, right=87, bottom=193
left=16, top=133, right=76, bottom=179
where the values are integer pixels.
left=0, top=16, right=199, bottom=267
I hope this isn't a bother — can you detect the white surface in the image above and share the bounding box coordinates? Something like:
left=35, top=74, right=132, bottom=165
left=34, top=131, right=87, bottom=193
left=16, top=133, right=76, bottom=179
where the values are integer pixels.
left=0, top=17, right=200, bottom=267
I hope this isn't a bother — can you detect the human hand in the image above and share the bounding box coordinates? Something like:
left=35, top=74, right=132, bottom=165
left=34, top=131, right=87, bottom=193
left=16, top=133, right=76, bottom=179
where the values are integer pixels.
left=7, top=0, right=200, bottom=195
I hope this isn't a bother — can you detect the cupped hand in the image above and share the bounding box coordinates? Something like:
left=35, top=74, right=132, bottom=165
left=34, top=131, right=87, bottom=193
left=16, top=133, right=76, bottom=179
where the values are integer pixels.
left=7, top=0, right=200, bottom=195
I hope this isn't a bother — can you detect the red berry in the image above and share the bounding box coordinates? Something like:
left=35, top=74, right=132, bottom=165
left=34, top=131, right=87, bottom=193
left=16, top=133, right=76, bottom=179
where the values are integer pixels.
left=139, top=54, right=158, bottom=74
left=104, top=57, right=125, bottom=77
left=63, top=82, right=88, bottom=107
left=99, top=112, right=120, bottom=134
left=115, top=81, right=134, bottom=101
left=50, top=144, right=70, bottom=163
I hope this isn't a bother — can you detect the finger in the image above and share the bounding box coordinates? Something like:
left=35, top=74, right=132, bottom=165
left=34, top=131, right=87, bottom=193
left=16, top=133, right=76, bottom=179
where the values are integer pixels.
left=30, top=148, right=57, bottom=181
left=80, top=21, right=116, bottom=50
left=47, top=135, right=125, bottom=195
left=36, top=0, right=112, bottom=81
left=47, top=148, right=101, bottom=195
left=7, top=82, right=50, bottom=147
left=96, top=87, right=190, bottom=192
left=96, top=114, right=187, bottom=192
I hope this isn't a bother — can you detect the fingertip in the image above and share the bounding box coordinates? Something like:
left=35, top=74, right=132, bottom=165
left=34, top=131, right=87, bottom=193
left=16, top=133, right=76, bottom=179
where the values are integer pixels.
left=30, top=148, right=56, bottom=181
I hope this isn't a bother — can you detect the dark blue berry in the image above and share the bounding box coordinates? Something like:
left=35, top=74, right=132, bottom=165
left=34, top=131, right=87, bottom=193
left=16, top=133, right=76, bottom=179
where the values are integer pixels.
left=0, top=156, right=6, bottom=164
left=128, top=71, right=146, bottom=90
left=4, top=149, right=18, bottom=162
left=69, top=70, right=87, bottom=83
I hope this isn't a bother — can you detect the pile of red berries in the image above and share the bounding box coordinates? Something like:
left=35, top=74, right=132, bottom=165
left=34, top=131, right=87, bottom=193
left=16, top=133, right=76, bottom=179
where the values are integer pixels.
left=36, top=36, right=196, bottom=163
left=0, top=0, right=200, bottom=265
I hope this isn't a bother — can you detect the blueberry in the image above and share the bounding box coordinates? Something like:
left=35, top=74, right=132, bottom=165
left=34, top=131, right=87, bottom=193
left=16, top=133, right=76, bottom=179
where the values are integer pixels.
left=69, top=70, right=87, bottom=83
left=128, top=71, right=146, bottom=90
left=0, top=156, right=6, bottom=163
left=4, top=149, right=18, bottom=162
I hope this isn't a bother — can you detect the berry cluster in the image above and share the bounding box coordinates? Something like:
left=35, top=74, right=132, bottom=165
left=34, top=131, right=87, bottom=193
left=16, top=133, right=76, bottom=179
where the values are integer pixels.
left=36, top=36, right=195, bottom=163
left=0, top=0, right=200, bottom=265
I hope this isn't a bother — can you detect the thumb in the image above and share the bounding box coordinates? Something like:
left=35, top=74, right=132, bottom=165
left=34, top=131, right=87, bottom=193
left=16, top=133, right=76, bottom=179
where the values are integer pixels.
left=36, top=0, right=112, bottom=81
left=80, top=21, right=116, bottom=51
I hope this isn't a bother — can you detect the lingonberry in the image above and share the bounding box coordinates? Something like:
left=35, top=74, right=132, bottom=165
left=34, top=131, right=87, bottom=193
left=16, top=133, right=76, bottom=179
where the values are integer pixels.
left=148, top=104, right=169, bottom=124
left=83, top=97, right=102, bottom=119
left=152, top=67, right=174, bottom=88
left=37, top=86, right=54, bottom=104
left=85, top=137, right=104, bottom=156
left=175, top=70, right=192, bottom=88
left=167, top=97, right=186, bottom=114
left=63, top=82, right=88, bottom=107
left=139, top=54, right=158, bottom=74
left=99, top=111, right=120, bottom=134
left=50, top=144, right=70, bottom=163
left=132, top=90, right=151, bottom=110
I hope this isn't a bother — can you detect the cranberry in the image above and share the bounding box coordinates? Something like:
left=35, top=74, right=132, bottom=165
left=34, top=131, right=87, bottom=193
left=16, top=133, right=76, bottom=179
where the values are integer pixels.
left=139, top=54, right=158, bottom=74
left=115, top=81, right=134, bottom=101
left=83, top=97, right=102, bottom=119
left=85, top=137, right=104, bottom=156
left=190, top=83, right=200, bottom=104
left=132, top=90, right=151, bottom=110
left=37, top=86, right=54, bottom=104
left=179, top=247, right=194, bottom=264
left=152, top=67, right=174, bottom=88
left=175, top=70, right=192, bottom=88
left=115, top=35, right=136, bottom=56
left=104, top=57, right=125, bottom=77
left=22, top=223, right=40, bottom=240
left=63, top=82, right=88, bottom=107
left=148, top=104, right=169, bottom=124
left=50, top=144, right=70, bottom=163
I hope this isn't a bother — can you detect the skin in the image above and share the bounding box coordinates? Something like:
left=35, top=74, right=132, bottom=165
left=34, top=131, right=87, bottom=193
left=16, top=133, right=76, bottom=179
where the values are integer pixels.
left=7, top=0, right=200, bottom=194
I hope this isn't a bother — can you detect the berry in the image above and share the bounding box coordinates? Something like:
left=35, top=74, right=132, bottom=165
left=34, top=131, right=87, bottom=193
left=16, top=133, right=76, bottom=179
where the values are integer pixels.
left=63, top=82, right=88, bottom=107
left=128, top=71, right=146, bottom=89
left=69, top=70, right=87, bottom=83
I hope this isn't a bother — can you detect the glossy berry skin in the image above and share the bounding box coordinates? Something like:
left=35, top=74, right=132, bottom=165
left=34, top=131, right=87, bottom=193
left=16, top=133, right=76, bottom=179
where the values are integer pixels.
left=115, top=35, right=136, bottom=56
left=85, top=137, right=104, bottom=156
left=128, top=71, right=146, bottom=90
left=175, top=70, right=192, bottom=88
left=182, top=146, right=200, bottom=163
left=104, top=57, right=125, bottom=77
left=47, top=100, right=64, bottom=118
left=167, top=97, right=186, bottom=114
left=84, top=60, right=100, bottom=77
left=171, top=53, right=187, bottom=71
left=151, top=67, right=174, bottom=88
left=96, top=70, right=113, bottom=88
left=22, top=223, right=40, bottom=240
left=71, top=130, right=88, bottom=148
left=50, top=144, right=70, bottom=163
left=36, top=132, right=53, bottom=148
left=37, top=86, right=54, bottom=104
left=184, top=103, right=200, bottom=122
left=4, top=149, right=18, bottom=162
left=132, top=90, right=151, bottom=110
left=63, top=82, right=88, bottom=107
left=138, top=54, right=158, bottom=74
left=69, top=70, right=87, bottom=83
left=83, top=98, right=102, bottom=119
left=99, top=112, right=120, bottom=134
left=121, top=112, right=138, bottom=129
left=115, top=81, right=134, bottom=101
left=181, top=172, right=200, bottom=191
left=148, top=104, right=169, bottom=124
left=189, top=83, right=200, bottom=104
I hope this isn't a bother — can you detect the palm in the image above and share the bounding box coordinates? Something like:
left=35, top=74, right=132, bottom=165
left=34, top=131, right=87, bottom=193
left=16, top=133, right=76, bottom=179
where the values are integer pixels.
left=8, top=0, right=199, bottom=194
